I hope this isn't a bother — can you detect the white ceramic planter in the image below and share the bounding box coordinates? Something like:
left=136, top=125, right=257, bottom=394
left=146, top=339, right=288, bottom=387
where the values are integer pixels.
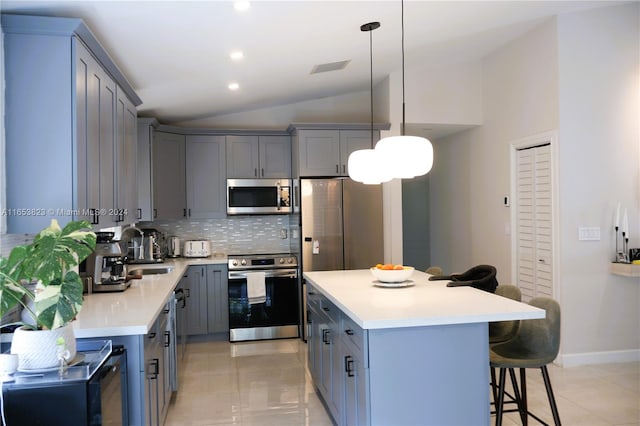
left=10, top=323, right=76, bottom=370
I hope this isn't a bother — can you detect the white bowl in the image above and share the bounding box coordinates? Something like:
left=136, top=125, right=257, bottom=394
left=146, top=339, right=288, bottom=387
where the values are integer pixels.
left=370, top=266, right=415, bottom=283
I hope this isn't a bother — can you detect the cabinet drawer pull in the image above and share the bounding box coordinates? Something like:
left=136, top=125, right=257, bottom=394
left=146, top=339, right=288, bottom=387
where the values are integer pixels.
left=322, top=307, right=330, bottom=312
left=345, top=355, right=354, bottom=377
left=148, top=332, right=156, bottom=339
left=322, top=329, right=330, bottom=344
left=164, top=330, right=171, bottom=348
left=345, top=329, right=354, bottom=336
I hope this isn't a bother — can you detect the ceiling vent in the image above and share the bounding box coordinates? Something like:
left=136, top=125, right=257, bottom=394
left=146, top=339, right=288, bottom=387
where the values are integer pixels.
left=310, top=60, right=351, bottom=74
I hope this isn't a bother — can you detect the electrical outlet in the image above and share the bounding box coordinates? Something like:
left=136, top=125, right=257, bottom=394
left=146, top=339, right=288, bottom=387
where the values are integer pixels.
left=578, top=227, right=600, bottom=241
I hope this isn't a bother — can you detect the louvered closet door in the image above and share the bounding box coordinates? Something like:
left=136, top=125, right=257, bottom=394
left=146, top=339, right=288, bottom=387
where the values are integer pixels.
left=516, top=144, right=553, bottom=302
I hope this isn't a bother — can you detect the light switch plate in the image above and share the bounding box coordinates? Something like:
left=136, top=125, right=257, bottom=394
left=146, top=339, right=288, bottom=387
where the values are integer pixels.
left=578, top=227, right=600, bottom=241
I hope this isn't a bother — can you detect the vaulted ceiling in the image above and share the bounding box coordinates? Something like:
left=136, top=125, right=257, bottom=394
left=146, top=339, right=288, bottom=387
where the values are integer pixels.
left=1, top=1, right=617, bottom=128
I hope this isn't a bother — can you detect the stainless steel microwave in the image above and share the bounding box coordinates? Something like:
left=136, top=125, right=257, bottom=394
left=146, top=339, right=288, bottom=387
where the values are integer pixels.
left=227, top=179, right=292, bottom=215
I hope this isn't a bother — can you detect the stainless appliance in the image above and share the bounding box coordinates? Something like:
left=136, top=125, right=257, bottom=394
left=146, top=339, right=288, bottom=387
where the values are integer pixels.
left=82, top=233, right=131, bottom=293
left=167, top=291, right=183, bottom=392
left=300, top=178, right=383, bottom=339
left=183, top=240, right=211, bottom=258
left=122, top=227, right=165, bottom=264
left=227, top=253, right=299, bottom=342
left=2, top=340, right=128, bottom=425
left=227, top=178, right=292, bottom=215
left=167, top=236, right=181, bottom=257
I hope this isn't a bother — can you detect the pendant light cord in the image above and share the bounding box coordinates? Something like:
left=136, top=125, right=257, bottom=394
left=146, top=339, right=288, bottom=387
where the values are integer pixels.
left=401, top=0, right=406, bottom=136
left=369, top=28, right=374, bottom=147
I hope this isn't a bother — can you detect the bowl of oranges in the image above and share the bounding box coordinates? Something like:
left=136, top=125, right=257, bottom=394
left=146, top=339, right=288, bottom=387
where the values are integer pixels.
left=370, top=264, right=415, bottom=283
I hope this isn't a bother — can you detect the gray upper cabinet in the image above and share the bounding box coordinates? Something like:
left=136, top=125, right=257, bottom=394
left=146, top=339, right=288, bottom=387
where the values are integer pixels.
left=296, top=129, right=377, bottom=177
left=186, top=135, right=227, bottom=219
left=115, top=88, right=138, bottom=225
left=137, top=118, right=158, bottom=222
left=2, top=15, right=141, bottom=233
left=226, top=135, right=291, bottom=178
left=153, top=132, right=186, bottom=220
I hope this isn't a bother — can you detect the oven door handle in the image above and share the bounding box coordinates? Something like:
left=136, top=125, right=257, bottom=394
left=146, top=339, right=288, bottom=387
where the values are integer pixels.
left=228, top=269, right=298, bottom=280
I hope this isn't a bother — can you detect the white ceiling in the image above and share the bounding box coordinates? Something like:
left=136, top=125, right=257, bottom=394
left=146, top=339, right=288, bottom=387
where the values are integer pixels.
left=1, top=0, right=618, bottom=129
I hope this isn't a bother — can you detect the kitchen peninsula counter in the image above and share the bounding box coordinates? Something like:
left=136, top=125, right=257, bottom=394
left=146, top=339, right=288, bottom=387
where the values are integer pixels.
left=303, top=269, right=545, bottom=426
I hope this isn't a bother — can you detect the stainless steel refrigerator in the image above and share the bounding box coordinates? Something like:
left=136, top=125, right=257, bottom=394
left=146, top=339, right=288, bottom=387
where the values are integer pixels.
left=300, top=178, right=383, bottom=339
left=301, top=178, right=383, bottom=271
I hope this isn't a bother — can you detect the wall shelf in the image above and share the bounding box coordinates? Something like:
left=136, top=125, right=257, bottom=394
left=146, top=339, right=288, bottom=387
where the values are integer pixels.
left=610, top=262, right=640, bottom=277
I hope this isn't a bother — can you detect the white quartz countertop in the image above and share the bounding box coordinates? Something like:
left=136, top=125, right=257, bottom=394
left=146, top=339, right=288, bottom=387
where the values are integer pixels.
left=303, top=269, right=545, bottom=330
left=71, top=256, right=227, bottom=338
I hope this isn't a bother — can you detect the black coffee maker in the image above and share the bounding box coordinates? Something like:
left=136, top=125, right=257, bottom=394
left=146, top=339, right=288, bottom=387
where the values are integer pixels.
left=82, top=232, right=130, bottom=292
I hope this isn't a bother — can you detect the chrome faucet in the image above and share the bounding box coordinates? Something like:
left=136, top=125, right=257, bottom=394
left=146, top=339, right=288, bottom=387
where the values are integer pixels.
left=125, top=225, right=145, bottom=260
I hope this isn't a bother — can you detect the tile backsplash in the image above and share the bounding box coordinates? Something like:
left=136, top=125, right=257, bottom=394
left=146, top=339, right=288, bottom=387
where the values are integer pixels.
left=1, top=215, right=297, bottom=258
left=139, top=215, right=294, bottom=255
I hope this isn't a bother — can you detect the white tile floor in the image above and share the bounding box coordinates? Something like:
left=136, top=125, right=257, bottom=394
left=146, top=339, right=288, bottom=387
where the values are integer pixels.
left=165, top=338, right=639, bottom=426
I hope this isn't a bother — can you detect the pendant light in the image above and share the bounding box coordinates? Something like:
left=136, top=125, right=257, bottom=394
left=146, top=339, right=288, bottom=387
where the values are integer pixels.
left=374, top=0, right=433, bottom=179
left=348, top=21, right=392, bottom=185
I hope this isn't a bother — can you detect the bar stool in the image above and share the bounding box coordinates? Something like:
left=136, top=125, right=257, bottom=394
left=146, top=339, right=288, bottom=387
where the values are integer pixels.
left=489, top=284, right=522, bottom=411
left=490, top=296, right=562, bottom=426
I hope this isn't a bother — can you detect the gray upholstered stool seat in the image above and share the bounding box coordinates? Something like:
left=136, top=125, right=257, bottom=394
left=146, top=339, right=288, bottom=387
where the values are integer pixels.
left=425, top=266, right=443, bottom=276
left=489, top=284, right=522, bottom=344
left=490, top=296, right=562, bottom=426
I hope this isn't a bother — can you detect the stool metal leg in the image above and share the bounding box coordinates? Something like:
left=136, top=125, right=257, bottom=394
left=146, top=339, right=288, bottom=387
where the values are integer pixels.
left=508, top=368, right=526, bottom=425
left=491, top=367, right=498, bottom=406
left=495, top=368, right=507, bottom=426
left=541, top=366, right=562, bottom=426
left=520, top=368, right=528, bottom=426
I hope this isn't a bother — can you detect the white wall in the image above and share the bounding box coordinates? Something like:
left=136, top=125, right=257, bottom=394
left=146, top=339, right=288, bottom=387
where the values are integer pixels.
left=430, top=18, right=559, bottom=283
left=556, top=3, right=640, bottom=365
left=171, top=90, right=372, bottom=130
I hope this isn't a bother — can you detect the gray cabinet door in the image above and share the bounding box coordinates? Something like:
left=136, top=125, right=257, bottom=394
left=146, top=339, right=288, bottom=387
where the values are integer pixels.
left=116, top=88, right=138, bottom=225
left=185, top=266, right=208, bottom=336
left=206, top=265, right=229, bottom=333
left=298, top=130, right=341, bottom=176
left=186, top=135, right=226, bottom=218
left=259, top=135, right=291, bottom=178
left=339, top=130, right=376, bottom=177
left=153, top=131, right=186, bottom=220
left=226, top=135, right=259, bottom=178
left=98, top=70, right=118, bottom=228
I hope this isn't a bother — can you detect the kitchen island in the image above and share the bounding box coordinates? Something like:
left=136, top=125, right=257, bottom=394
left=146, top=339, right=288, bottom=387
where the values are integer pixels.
left=304, top=269, right=545, bottom=426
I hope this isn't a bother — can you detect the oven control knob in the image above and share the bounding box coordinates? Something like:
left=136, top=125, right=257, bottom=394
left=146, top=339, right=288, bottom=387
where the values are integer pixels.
left=287, top=258, right=293, bottom=264
left=231, top=260, right=238, bottom=266
left=241, top=259, right=247, bottom=266
left=279, top=258, right=285, bottom=264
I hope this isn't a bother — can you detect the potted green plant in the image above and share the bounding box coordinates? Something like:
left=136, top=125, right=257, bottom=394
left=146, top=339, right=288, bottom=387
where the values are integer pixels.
left=0, top=219, right=96, bottom=370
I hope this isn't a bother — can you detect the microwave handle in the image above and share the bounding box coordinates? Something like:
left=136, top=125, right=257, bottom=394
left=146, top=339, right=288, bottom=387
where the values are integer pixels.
left=276, top=182, right=282, bottom=211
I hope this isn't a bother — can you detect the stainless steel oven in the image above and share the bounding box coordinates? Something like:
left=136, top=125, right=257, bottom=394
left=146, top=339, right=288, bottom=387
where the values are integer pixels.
left=227, top=253, right=300, bottom=342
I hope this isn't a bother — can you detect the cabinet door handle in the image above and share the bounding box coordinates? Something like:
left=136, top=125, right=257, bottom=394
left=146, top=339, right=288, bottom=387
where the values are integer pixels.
left=336, top=164, right=339, bottom=174
left=185, top=288, right=191, bottom=298
left=261, top=168, right=264, bottom=177
left=137, top=208, right=142, bottom=220
left=183, top=208, right=187, bottom=217
left=345, top=329, right=354, bottom=336
left=322, top=329, right=330, bottom=344
left=164, top=330, right=171, bottom=348
left=308, top=291, right=316, bottom=295
left=153, top=208, right=158, bottom=219
left=345, top=355, right=354, bottom=377
left=342, top=164, right=346, bottom=174
left=91, top=208, right=99, bottom=225
left=254, top=168, right=258, bottom=177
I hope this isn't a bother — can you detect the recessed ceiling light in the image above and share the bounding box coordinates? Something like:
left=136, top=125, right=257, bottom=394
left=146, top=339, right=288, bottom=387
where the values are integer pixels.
left=234, top=1, right=250, bottom=12
left=228, top=82, right=240, bottom=91
left=230, top=51, right=244, bottom=60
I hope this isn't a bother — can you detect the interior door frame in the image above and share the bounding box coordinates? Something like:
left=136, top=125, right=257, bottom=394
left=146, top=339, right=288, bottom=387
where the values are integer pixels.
left=509, top=130, right=561, bottom=303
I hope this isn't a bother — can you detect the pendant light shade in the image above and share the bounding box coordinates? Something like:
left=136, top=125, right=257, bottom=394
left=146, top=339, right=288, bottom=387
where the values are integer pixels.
left=374, top=0, right=434, bottom=180
left=348, top=21, right=383, bottom=185
left=375, top=135, right=433, bottom=178
left=348, top=149, right=392, bottom=184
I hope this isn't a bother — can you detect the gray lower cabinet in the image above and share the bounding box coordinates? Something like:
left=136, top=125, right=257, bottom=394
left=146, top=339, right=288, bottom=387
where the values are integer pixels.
left=307, top=284, right=367, bottom=426
left=2, top=15, right=140, bottom=233
left=185, top=264, right=229, bottom=336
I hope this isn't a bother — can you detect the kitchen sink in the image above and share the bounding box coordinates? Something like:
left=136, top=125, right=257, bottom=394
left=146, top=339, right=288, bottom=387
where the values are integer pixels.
left=128, top=266, right=174, bottom=276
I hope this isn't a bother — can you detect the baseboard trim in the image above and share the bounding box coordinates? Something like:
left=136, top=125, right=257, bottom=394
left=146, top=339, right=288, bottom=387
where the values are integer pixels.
left=560, top=349, right=640, bottom=367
